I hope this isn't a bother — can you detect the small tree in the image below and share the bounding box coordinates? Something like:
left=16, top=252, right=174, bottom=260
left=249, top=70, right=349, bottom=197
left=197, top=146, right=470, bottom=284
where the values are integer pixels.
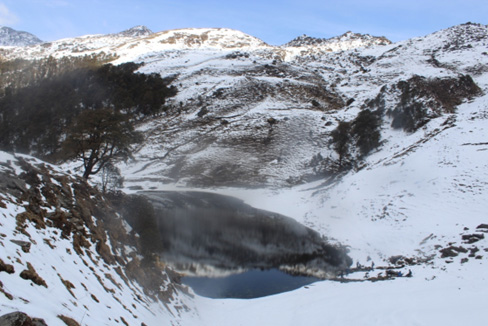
left=62, top=108, right=142, bottom=179
left=330, top=121, right=352, bottom=168
left=100, top=162, right=124, bottom=194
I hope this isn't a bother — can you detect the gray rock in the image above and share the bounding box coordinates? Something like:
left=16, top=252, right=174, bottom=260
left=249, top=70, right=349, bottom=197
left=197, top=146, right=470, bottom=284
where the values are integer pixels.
left=10, top=240, right=31, bottom=253
left=0, top=311, right=48, bottom=326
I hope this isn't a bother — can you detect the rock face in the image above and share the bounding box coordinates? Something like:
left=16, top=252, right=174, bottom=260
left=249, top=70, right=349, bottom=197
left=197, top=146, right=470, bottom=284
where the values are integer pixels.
left=367, top=74, right=482, bottom=132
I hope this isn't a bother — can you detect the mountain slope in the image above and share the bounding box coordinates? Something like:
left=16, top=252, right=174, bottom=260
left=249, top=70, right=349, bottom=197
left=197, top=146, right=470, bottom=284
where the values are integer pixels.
left=0, top=151, right=196, bottom=325
left=1, top=24, right=487, bottom=188
left=0, top=26, right=42, bottom=46
left=112, top=23, right=488, bottom=188
left=191, top=88, right=488, bottom=326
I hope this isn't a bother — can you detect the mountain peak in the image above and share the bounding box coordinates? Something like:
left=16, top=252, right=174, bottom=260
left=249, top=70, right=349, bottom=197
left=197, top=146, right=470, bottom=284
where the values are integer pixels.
left=0, top=26, right=43, bottom=46
left=117, top=25, right=153, bottom=37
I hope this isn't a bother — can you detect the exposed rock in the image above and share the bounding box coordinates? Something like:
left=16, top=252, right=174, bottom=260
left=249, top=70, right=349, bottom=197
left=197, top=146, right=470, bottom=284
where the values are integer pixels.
left=10, top=240, right=31, bottom=253
left=19, top=262, right=47, bottom=288
left=462, top=233, right=484, bottom=244
left=368, top=75, right=482, bottom=132
left=476, top=224, right=488, bottom=232
left=440, top=246, right=468, bottom=258
left=0, top=311, right=47, bottom=326
left=0, top=280, right=14, bottom=300
left=117, top=25, right=153, bottom=38
left=283, top=31, right=391, bottom=49
left=469, top=247, right=480, bottom=257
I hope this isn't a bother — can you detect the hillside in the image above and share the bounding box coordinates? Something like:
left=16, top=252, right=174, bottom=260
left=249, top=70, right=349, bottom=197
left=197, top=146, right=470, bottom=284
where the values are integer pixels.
left=0, top=22, right=488, bottom=325
left=112, top=23, right=488, bottom=189
left=0, top=151, right=196, bottom=325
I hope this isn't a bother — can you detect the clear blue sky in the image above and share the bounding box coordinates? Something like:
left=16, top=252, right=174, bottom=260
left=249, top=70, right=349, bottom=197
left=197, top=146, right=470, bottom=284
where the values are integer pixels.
left=1, top=0, right=487, bottom=45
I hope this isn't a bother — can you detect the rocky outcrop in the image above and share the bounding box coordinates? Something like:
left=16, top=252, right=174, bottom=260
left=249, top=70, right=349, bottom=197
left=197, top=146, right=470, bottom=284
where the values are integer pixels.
left=284, top=31, right=391, bottom=49
left=366, top=74, right=482, bottom=132
left=116, top=25, right=153, bottom=38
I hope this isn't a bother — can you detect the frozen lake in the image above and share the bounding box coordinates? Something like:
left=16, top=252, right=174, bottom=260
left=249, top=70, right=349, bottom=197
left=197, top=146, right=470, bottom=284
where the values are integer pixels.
left=182, top=269, right=320, bottom=298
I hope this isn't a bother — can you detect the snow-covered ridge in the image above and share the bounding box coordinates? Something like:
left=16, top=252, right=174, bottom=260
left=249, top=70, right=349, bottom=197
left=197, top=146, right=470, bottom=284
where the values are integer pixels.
left=284, top=31, right=391, bottom=49
left=150, top=27, right=270, bottom=49
left=0, top=26, right=390, bottom=62
left=0, top=26, right=43, bottom=46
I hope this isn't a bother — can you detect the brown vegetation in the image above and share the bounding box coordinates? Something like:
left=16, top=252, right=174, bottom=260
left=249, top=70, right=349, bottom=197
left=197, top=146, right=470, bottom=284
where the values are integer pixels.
left=19, top=262, right=47, bottom=287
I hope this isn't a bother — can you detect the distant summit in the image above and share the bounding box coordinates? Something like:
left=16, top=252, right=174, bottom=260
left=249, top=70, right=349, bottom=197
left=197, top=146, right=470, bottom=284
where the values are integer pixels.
left=0, top=26, right=43, bottom=46
left=117, top=25, right=153, bottom=37
left=284, top=31, right=391, bottom=49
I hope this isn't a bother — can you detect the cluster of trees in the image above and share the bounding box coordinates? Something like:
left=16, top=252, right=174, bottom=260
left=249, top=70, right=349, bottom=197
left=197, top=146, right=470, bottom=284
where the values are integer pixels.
left=0, top=61, right=177, bottom=178
left=330, top=109, right=382, bottom=170
left=0, top=54, right=116, bottom=93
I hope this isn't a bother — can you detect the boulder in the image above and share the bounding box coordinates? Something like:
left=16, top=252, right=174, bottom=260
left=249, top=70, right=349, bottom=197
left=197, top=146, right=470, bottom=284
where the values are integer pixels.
left=0, top=312, right=47, bottom=326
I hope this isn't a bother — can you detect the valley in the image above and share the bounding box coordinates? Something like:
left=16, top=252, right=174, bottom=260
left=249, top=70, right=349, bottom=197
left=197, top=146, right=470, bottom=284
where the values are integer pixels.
left=0, top=22, right=488, bottom=325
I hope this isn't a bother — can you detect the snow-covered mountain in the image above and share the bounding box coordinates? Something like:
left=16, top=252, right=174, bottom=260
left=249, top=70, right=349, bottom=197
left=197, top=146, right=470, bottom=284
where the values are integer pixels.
left=1, top=22, right=488, bottom=325
left=112, top=23, right=487, bottom=189
left=0, top=26, right=42, bottom=46
left=116, top=25, right=153, bottom=38
left=284, top=30, right=391, bottom=49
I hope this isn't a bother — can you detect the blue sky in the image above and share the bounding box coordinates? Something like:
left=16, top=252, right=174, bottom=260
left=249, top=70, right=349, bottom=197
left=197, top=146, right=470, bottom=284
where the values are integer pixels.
left=1, top=0, right=487, bottom=45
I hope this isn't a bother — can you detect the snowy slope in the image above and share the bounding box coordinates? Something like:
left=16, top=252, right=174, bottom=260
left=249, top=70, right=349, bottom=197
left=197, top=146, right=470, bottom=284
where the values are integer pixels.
left=108, top=23, right=488, bottom=189
left=185, top=92, right=488, bottom=326
left=118, top=23, right=488, bottom=325
left=0, top=152, right=197, bottom=325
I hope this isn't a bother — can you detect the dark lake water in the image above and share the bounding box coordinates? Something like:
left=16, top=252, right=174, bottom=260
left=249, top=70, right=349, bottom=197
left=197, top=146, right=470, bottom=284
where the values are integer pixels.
left=138, top=191, right=351, bottom=299
left=182, top=269, right=320, bottom=299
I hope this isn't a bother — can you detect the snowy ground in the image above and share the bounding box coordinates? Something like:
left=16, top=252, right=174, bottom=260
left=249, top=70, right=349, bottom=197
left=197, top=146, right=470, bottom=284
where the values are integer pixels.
left=122, top=92, right=488, bottom=326
left=195, top=268, right=487, bottom=326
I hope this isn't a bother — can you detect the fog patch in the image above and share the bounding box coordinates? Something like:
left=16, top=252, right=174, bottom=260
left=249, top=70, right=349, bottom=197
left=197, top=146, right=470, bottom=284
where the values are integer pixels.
left=140, top=191, right=352, bottom=278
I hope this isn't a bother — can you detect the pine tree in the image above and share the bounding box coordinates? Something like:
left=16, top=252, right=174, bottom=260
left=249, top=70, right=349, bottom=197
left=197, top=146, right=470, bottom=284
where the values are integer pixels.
left=62, top=108, right=142, bottom=179
left=351, top=109, right=381, bottom=156
left=330, top=121, right=352, bottom=168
